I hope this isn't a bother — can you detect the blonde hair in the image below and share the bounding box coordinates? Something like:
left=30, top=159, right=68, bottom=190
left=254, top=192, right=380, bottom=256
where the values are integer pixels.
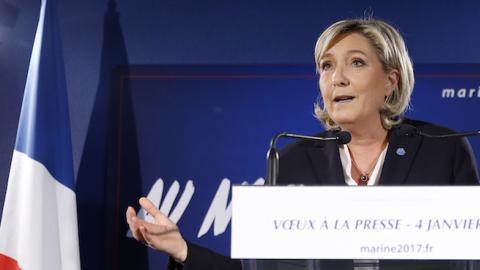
left=314, top=19, right=414, bottom=130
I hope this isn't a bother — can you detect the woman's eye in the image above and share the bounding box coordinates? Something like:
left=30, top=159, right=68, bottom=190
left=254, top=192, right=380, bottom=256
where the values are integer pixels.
left=321, top=62, right=332, bottom=71
left=352, top=59, right=366, bottom=67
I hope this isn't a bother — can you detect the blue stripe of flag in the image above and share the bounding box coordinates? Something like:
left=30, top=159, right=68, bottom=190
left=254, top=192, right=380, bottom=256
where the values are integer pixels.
left=14, top=0, right=75, bottom=191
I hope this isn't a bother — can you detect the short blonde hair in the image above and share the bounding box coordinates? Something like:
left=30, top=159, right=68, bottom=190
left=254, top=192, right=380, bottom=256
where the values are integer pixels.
left=314, top=19, right=414, bottom=130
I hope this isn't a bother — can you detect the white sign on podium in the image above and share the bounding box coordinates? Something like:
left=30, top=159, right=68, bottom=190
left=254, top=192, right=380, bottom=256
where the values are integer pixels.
left=231, top=186, right=480, bottom=260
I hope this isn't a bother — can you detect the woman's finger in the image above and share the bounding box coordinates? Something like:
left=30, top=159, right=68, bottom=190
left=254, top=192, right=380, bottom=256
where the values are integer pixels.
left=126, top=206, right=136, bottom=224
left=139, top=197, right=164, bottom=219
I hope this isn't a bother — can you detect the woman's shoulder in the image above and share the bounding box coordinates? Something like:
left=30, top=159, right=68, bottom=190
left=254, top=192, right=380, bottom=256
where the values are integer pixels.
left=398, top=118, right=477, bottom=162
left=401, top=118, right=458, bottom=135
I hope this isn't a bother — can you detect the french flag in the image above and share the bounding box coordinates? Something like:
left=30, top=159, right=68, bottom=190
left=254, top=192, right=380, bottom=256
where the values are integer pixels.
left=0, top=0, right=81, bottom=269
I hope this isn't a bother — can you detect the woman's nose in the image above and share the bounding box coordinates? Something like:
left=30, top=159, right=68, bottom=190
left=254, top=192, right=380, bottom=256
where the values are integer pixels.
left=332, top=67, right=350, bottom=87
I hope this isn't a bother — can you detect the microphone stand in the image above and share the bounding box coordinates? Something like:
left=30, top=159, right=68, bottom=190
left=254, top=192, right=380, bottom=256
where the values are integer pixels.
left=266, top=133, right=284, bottom=186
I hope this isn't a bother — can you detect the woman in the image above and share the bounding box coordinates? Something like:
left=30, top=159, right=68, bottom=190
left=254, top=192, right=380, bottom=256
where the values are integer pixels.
left=126, top=18, right=479, bottom=270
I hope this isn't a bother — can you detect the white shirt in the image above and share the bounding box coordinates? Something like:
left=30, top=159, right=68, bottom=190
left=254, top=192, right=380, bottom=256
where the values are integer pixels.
left=339, top=144, right=389, bottom=186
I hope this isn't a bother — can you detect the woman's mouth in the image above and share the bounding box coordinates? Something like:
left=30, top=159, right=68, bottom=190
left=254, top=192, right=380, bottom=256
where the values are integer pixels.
left=333, top=95, right=355, bottom=103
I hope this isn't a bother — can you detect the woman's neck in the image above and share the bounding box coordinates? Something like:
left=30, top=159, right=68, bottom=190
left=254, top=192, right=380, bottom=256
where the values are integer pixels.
left=341, top=119, right=389, bottom=178
left=341, top=119, right=389, bottom=148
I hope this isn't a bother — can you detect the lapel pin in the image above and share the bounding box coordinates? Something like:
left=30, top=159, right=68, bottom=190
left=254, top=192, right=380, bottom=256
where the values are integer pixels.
left=396, top=147, right=406, bottom=156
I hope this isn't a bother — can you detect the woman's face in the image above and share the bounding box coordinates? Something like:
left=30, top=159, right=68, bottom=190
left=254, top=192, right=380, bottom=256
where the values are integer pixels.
left=318, top=33, right=398, bottom=129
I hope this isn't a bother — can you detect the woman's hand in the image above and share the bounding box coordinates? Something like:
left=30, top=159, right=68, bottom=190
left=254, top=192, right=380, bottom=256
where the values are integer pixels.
left=126, top=197, right=188, bottom=263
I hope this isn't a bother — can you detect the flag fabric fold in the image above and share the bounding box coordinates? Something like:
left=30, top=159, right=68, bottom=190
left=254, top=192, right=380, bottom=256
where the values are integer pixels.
left=0, top=0, right=81, bottom=269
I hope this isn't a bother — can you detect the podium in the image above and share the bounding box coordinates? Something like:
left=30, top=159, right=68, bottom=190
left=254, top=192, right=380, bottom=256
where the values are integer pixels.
left=231, top=186, right=480, bottom=270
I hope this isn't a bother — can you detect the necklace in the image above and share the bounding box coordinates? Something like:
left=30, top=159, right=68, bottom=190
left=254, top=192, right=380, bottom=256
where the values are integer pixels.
left=348, top=147, right=382, bottom=185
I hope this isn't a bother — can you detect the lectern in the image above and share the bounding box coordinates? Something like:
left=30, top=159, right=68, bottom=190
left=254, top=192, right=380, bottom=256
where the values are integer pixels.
left=231, top=186, right=480, bottom=270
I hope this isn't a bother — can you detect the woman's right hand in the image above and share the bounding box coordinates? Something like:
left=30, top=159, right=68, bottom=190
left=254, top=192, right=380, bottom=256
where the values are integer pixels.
left=126, top=197, right=188, bottom=263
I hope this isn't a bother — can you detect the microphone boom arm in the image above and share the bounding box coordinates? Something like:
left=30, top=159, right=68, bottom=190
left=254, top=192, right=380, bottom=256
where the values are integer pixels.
left=266, top=131, right=351, bottom=186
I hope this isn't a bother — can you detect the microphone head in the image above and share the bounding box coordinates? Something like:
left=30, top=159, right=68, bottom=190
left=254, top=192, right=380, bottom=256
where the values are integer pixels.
left=336, top=131, right=351, bottom=144
left=394, top=124, right=419, bottom=137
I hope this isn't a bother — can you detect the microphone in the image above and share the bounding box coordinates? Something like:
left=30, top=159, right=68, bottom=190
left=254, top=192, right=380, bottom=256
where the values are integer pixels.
left=266, top=131, right=351, bottom=185
left=395, top=124, right=480, bottom=138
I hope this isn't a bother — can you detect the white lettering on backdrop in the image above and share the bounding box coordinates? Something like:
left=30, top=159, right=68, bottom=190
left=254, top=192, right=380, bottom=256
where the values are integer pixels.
left=126, top=177, right=265, bottom=238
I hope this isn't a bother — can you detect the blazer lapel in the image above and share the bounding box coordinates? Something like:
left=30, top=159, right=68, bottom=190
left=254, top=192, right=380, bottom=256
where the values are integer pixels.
left=306, top=137, right=346, bottom=185
left=379, top=128, right=423, bottom=185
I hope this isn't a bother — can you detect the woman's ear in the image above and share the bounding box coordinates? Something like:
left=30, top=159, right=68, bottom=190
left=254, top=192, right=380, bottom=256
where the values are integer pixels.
left=386, top=69, right=400, bottom=96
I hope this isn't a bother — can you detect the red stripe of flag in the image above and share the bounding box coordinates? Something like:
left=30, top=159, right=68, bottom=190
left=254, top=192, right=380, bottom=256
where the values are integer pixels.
left=0, top=253, right=21, bottom=270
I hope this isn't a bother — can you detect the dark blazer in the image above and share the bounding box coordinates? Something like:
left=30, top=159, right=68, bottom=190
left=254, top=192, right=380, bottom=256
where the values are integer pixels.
left=172, top=119, right=480, bottom=270
left=276, top=119, right=480, bottom=270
